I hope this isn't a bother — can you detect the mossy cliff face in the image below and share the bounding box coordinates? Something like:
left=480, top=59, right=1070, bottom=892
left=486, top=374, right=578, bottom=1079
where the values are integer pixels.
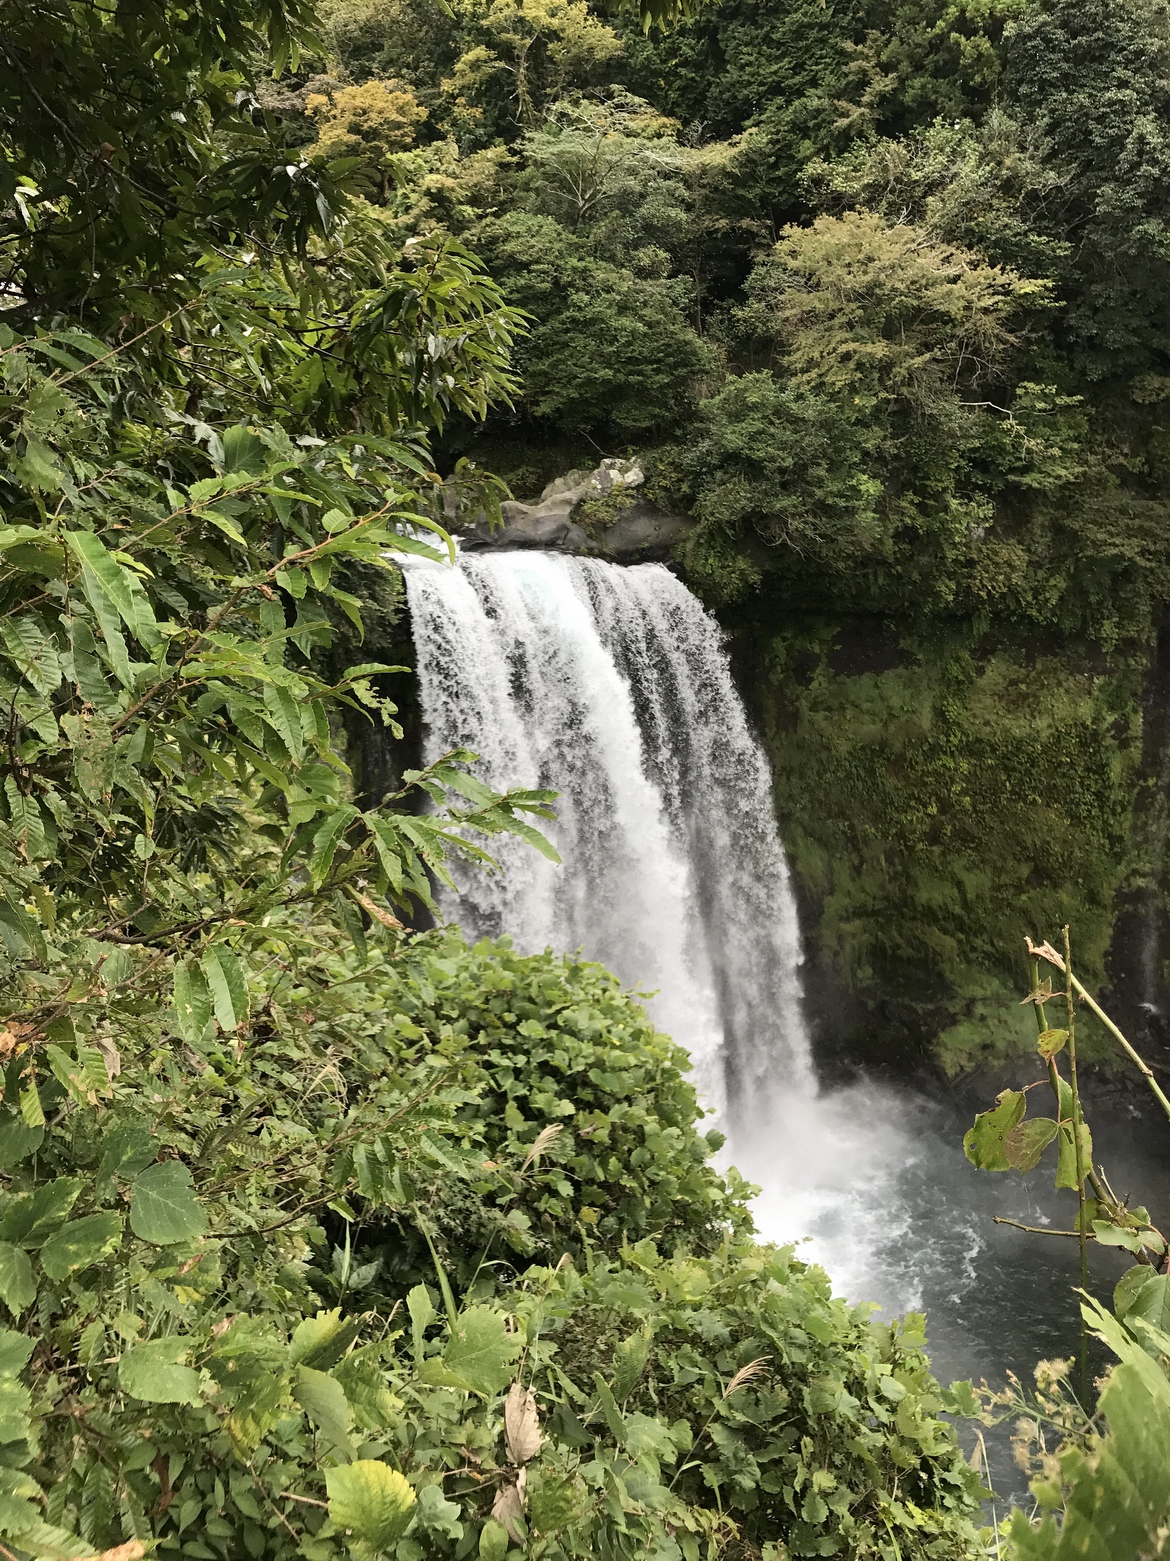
left=725, top=606, right=1149, bottom=1075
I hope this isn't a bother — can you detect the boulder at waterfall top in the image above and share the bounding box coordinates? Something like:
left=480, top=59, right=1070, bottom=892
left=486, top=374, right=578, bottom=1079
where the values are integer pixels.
left=457, top=458, right=694, bottom=561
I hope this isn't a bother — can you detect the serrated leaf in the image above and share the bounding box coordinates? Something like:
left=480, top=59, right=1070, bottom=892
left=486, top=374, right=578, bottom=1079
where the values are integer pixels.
left=0, top=1247, right=35, bottom=1316
left=1004, top=1117, right=1058, bottom=1172
left=326, top=1461, right=416, bottom=1550
left=310, top=805, right=358, bottom=888
left=290, top=1310, right=361, bottom=1371
left=65, top=531, right=159, bottom=649
left=0, top=1178, right=81, bottom=1248
left=39, top=1212, right=122, bottom=1280
left=442, top=1306, right=520, bottom=1397
left=962, top=1090, right=1026, bottom=1171
left=97, top=1124, right=156, bottom=1184
left=129, top=1161, right=207, bottom=1244
left=200, top=945, right=247, bottom=1033
left=263, top=682, right=304, bottom=759
left=118, top=1337, right=202, bottom=1406
left=17, top=1081, right=42, bottom=1130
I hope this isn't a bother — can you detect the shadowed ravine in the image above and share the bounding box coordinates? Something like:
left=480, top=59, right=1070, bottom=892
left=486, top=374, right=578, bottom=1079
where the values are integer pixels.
left=403, top=550, right=1168, bottom=1502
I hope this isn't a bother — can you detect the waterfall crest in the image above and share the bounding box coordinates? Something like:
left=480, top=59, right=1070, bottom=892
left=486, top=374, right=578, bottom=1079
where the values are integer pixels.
left=403, top=551, right=813, bottom=1115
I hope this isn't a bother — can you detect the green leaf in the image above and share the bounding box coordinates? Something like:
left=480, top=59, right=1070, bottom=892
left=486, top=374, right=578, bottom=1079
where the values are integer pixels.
left=290, top=1310, right=362, bottom=1371
left=0, top=1331, right=33, bottom=1377
left=65, top=530, right=159, bottom=648
left=263, top=682, right=304, bottom=759
left=479, top=1519, right=509, bottom=1561
left=0, top=1119, right=42, bottom=1169
left=408, top=1284, right=436, bottom=1363
left=97, top=1124, right=156, bottom=1184
left=325, top=1461, right=417, bottom=1550
left=1056, top=1119, right=1093, bottom=1190
left=1116, top=1264, right=1161, bottom=1319
left=173, top=961, right=211, bottom=1045
left=118, top=1337, right=202, bottom=1406
left=294, top=1366, right=353, bottom=1457
left=221, top=426, right=267, bottom=475
left=129, top=1161, right=208, bottom=1244
left=592, top=1371, right=627, bottom=1444
left=1036, top=1027, right=1068, bottom=1060
left=17, top=1081, right=42, bottom=1131
left=200, top=945, right=247, bottom=1033
left=39, top=1212, right=122, bottom=1280
left=1004, top=1117, right=1058, bottom=1172
left=0, top=1247, right=35, bottom=1316
left=0, top=1178, right=81, bottom=1248
left=310, top=804, right=359, bottom=888
left=962, top=1090, right=1026, bottom=1171
left=442, top=1306, right=521, bottom=1397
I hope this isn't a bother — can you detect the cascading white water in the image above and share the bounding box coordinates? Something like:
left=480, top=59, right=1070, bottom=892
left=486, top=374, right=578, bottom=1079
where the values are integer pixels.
left=405, top=548, right=1170, bottom=1503
left=403, top=551, right=812, bottom=1119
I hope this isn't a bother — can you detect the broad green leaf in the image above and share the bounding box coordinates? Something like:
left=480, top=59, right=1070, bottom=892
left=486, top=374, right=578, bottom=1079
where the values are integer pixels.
left=1036, top=1028, right=1068, bottom=1060
left=326, top=1461, right=416, bottom=1550
left=97, top=1123, right=156, bottom=1184
left=118, top=1337, right=202, bottom=1406
left=294, top=1366, right=353, bottom=1457
left=592, top=1372, right=627, bottom=1444
left=0, top=1330, right=33, bottom=1377
left=442, top=1307, right=521, bottom=1397
left=290, top=1310, right=361, bottom=1370
left=1004, top=1117, right=1058, bottom=1172
left=479, top=1520, right=509, bottom=1561
left=0, top=1247, right=35, bottom=1316
left=962, top=1090, right=1026, bottom=1172
left=45, top=1042, right=109, bottom=1105
left=200, top=945, right=247, bottom=1033
left=0, top=1118, right=42, bottom=1169
left=0, top=1178, right=81, bottom=1248
left=1092, top=1221, right=1146, bottom=1253
left=1122, top=1271, right=1170, bottom=1333
left=173, top=961, right=211, bottom=1044
left=39, top=1212, right=122, bottom=1280
left=221, top=425, right=267, bottom=475
left=129, top=1161, right=207, bottom=1244
left=227, top=1371, right=293, bottom=1456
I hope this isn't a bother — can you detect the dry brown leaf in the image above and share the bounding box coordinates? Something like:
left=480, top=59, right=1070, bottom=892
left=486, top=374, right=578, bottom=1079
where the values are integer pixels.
left=79, top=1542, right=147, bottom=1561
left=95, top=1032, right=121, bottom=1081
left=504, top=1382, right=542, bottom=1464
left=353, top=891, right=404, bottom=931
left=491, top=1468, right=526, bottom=1543
left=521, top=1122, right=563, bottom=1173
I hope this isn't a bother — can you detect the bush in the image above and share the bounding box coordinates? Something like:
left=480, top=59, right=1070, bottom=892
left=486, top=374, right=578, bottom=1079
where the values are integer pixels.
left=0, top=919, right=985, bottom=1561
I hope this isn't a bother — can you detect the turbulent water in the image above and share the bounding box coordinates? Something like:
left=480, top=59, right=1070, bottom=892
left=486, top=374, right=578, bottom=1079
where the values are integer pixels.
left=403, top=550, right=811, bottom=1120
left=402, top=549, right=1169, bottom=1501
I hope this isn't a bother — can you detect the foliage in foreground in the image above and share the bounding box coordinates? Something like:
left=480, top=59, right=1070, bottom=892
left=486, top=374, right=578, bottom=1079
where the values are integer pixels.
left=0, top=914, right=986, bottom=1561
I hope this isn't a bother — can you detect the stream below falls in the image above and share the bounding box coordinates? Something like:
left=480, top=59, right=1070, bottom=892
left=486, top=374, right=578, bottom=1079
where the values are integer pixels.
left=401, top=549, right=1170, bottom=1505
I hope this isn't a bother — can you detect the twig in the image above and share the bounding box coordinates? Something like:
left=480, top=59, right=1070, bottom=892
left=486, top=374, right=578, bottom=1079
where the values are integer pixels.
left=1028, top=937, right=1170, bottom=1125
left=993, top=1218, right=1085, bottom=1238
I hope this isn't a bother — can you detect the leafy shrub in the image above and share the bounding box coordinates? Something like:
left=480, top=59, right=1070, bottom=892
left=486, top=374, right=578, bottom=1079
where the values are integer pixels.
left=0, top=912, right=985, bottom=1561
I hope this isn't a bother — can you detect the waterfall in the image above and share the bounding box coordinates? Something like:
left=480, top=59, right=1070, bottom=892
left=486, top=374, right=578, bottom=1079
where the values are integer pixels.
left=402, top=551, right=813, bottom=1119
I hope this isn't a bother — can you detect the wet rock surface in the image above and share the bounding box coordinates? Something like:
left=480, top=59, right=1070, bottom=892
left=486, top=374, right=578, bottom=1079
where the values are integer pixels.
left=457, top=458, right=693, bottom=562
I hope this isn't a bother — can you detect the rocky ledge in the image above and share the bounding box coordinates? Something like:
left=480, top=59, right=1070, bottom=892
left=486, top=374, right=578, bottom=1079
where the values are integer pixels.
left=457, top=458, right=693, bottom=562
